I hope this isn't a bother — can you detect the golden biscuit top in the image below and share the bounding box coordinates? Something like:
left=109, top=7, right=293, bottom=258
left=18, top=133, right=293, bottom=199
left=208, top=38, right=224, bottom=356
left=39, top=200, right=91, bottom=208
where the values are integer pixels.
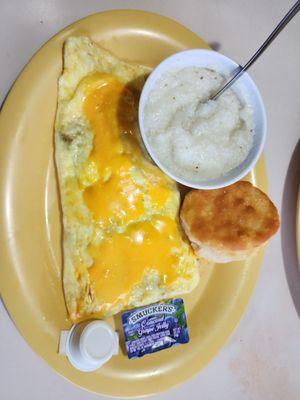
left=180, top=181, right=280, bottom=251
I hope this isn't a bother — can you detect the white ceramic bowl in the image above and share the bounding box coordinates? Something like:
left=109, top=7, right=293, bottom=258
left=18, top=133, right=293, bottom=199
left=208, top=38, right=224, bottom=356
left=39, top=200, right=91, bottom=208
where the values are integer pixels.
left=138, top=49, right=267, bottom=189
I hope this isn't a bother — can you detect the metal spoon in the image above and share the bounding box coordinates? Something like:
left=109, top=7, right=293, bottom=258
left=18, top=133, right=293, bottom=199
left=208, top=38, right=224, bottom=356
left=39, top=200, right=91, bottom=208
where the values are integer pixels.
left=211, top=0, right=300, bottom=101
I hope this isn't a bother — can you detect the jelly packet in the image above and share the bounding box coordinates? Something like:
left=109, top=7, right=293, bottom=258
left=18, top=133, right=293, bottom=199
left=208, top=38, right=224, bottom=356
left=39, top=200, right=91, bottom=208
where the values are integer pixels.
left=122, top=298, right=189, bottom=359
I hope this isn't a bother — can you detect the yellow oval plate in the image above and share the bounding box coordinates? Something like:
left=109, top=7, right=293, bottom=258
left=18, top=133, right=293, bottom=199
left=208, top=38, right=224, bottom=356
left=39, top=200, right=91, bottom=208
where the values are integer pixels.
left=0, top=10, right=267, bottom=397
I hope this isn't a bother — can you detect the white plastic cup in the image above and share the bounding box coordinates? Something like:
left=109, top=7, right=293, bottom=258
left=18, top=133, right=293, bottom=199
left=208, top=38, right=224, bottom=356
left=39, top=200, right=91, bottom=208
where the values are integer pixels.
left=59, top=320, right=119, bottom=372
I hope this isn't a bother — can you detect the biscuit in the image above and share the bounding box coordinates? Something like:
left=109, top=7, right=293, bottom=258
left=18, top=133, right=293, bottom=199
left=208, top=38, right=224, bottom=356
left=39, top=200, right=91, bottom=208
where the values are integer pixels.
left=180, top=181, right=280, bottom=263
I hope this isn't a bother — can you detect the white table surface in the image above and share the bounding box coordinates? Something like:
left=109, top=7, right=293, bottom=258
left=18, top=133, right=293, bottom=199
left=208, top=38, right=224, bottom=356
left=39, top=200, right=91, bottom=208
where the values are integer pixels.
left=1, top=1, right=299, bottom=399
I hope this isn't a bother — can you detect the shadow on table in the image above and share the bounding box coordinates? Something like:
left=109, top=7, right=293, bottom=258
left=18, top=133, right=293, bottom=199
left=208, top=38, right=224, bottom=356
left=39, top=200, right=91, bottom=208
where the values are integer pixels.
left=208, top=42, right=221, bottom=51
left=281, top=139, right=300, bottom=318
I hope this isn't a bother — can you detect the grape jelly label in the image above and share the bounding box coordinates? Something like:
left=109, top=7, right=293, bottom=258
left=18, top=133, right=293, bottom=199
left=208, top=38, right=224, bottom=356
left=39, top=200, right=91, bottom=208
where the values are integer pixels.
left=122, top=298, right=189, bottom=359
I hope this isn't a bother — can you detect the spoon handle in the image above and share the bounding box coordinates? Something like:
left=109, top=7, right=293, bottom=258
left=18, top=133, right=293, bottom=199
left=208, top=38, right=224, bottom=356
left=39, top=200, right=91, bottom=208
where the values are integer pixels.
left=212, top=0, right=300, bottom=100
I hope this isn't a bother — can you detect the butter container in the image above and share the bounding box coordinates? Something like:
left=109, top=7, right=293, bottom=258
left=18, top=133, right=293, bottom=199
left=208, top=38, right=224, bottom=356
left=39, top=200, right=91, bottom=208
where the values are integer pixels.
left=59, top=320, right=119, bottom=371
left=122, top=298, right=189, bottom=359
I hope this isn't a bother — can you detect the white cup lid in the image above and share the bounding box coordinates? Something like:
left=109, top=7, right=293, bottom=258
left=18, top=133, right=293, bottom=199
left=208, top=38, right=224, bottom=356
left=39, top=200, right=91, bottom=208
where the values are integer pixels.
left=60, top=320, right=119, bottom=372
left=80, top=321, right=118, bottom=364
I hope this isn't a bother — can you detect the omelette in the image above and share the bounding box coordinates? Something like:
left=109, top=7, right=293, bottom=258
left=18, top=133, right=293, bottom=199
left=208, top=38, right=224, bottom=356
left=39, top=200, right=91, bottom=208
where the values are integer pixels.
left=55, top=36, right=199, bottom=322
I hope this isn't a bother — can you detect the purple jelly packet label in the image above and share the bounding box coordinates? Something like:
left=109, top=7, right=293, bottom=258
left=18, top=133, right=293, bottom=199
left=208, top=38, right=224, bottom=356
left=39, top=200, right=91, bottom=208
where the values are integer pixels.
left=122, top=298, right=189, bottom=359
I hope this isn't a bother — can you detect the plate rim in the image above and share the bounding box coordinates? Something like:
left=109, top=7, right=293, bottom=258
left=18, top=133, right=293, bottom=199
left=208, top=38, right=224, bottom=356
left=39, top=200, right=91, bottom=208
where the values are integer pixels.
left=297, top=187, right=300, bottom=267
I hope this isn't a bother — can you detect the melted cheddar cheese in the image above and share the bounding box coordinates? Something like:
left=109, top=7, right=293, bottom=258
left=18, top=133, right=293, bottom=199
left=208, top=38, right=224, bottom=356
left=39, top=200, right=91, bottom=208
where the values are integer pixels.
left=79, top=73, right=184, bottom=309
left=88, top=216, right=182, bottom=308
